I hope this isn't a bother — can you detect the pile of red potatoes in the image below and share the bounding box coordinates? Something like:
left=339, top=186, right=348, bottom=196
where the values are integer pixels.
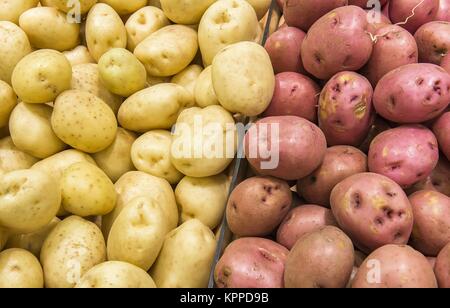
left=215, top=0, right=450, bottom=288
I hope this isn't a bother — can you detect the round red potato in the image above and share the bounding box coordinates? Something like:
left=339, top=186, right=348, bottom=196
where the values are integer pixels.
left=435, top=242, right=450, bottom=287
left=368, top=125, right=439, bottom=188
left=373, top=63, right=450, bottom=123
left=226, top=176, right=292, bottom=237
left=214, top=238, right=289, bottom=288
left=330, top=173, right=414, bottom=253
left=359, top=116, right=391, bottom=153
left=436, top=0, right=450, bottom=21
left=409, top=190, right=450, bottom=256
left=245, top=116, right=327, bottom=181
left=407, top=157, right=450, bottom=196
left=389, top=0, right=439, bottom=33
left=365, top=8, right=392, bottom=34
left=363, top=25, right=418, bottom=86
left=276, top=205, right=338, bottom=249
left=262, top=72, right=319, bottom=122
left=433, top=111, right=450, bottom=160
left=264, top=27, right=306, bottom=74
left=283, top=0, right=348, bottom=31
left=284, top=226, right=355, bottom=288
left=297, top=146, right=368, bottom=207
left=415, top=21, right=450, bottom=65
left=352, top=245, right=438, bottom=288
left=318, top=71, right=374, bottom=146
left=301, top=6, right=373, bottom=80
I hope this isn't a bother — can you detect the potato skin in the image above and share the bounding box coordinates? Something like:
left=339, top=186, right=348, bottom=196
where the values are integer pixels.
left=330, top=173, right=414, bottom=253
left=215, top=238, right=288, bottom=288
left=406, top=158, right=450, bottom=197
left=363, top=25, right=418, bottom=87
left=283, top=0, right=348, bottom=31
left=352, top=245, right=438, bottom=288
left=409, top=190, right=450, bottom=256
left=0, top=0, right=39, bottom=24
left=433, top=111, right=450, bottom=160
left=284, top=226, right=355, bottom=288
left=226, top=176, right=292, bottom=237
left=0, top=80, right=17, bottom=128
left=319, top=72, right=374, bottom=146
left=99, top=0, right=147, bottom=15
left=435, top=243, right=450, bottom=287
left=262, top=72, right=319, bottom=122
left=415, top=21, right=450, bottom=64
left=277, top=205, right=338, bottom=250
left=298, top=146, right=367, bottom=207
left=264, top=27, right=306, bottom=74
left=41, top=216, right=106, bottom=288
left=75, top=261, right=156, bottom=288
left=63, top=46, right=95, bottom=66
left=436, top=0, right=450, bottom=21
left=160, top=0, right=215, bottom=24
left=194, top=66, right=220, bottom=108
left=389, top=0, right=439, bottom=33
left=301, top=6, right=373, bottom=80
left=0, top=248, right=43, bottom=288
left=40, top=0, right=97, bottom=14
left=0, top=137, right=38, bottom=176
left=245, top=116, right=327, bottom=181
left=368, top=125, right=439, bottom=188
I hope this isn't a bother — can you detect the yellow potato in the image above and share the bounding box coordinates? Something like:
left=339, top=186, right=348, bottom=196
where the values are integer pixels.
left=41, top=216, right=106, bottom=288
left=198, top=0, right=260, bottom=66
left=9, top=103, right=67, bottom=159
left=71, top=64, right=123, bottom=114
left=175, top=174, right=229, bottom=229
left=212, top=41, right=275, bottom=116
left=134, top=25, right=198, bottom=77
left=98, top=48, right=147, bottom=97
left=0, top=80, right=17, bottom=128
left=160, top=0, right=216, bottom=25
left=246, top=0, right=271, bottom=20
left=40, top=0, right=97, bottom=14
left=118, top=83, right=193, bottom=133
left=171, top=65, right=203, bottom=104
left=0, top=248, right=43, bottom=288
left=0, top=21, right=32, bottom=84
left=0, top=169, right=60, bottom=234
left=85, top=3, right=127, bottom=62
left=93, top=127, right=137, bottom=182
left=131, top=130, right=184, bottom=184
left=102, top=171, right=178, bottom=238
left=11, top=49, right=72, bottom=104
left=63, top=46, right=96, bottom=66
left=194, top=66, right=219, bottom=107
left=51, top=90, right=118, bottom=153
left=75, top=261, right=156, bottom=288
left=62, top=162, right=116, bottom=217
left=107, top=196, right=168, bottom=271
left=6, top=217, right=60, bottom=257
left=171, top=105, right=237, bottom=177
left=99, top=0, right=147, bottom=15
left=150, top=219, right=216, bottom=288
left=19, top=7, right=80, bottom=51
left=0, top=137, right=38, bottom=176
left=0, top=0, right=39, bottom=24
left=0, top=227, right=8, bottom=251
left=125, top=6, right=170, bottom=51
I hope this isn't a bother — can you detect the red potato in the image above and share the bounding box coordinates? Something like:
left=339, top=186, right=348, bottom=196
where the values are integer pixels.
left=283, top=0, right=348, bottom=32
left=442, top=54, right=450, bottom=73
left=330, top=173, right=414, bottom=253
left=284, top=226, right=355, bottom=288
left=433, top=112, right=450, bottom=160
left=350, top=0, right=388, bottom=7
left=352, top=245, right=438, bottom=288
left=214, top=238, right=289, bottom=288
left=264, top=27, right=306, bottom=74
left=407, top=158, right=450, bottom=196
left=276, top=205, right=338, bottom=250
left=226, top=176, right=292, bottom=237
left=415, top=21, right=450, bottom=64
left=389, top=0, right=439, bottom=33
left=359, top=116, right=391, bottom=153
left=409, top=190, right=450, bottom=256
left=435, top=0, right=450, bottom=21
left=363, top=25, right=418, bottom=86
left=368, top=125, right=439, bottom=188
left=318, top=71, right=374, bottom=146
left=366, top=8, right=392, bottom=34
left=301, top=6, right=373, bottom=80
left=244, top=116, right=327, bottom=181
left=262, top=72, right=319, bottom=122
left=435, top=242, right=450, bottom=287
left=373, top=63, right=450, bottom=123
left=297, top=146, right=368, bottom=207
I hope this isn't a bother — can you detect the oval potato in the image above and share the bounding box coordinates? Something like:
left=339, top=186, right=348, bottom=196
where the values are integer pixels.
left=0, top=137, right=39, bottom=176
left=0, top=248, right=43, bottom=288
left=0, top=0, right=39, bottom=24
left=160, top=0, right=216, bottom=25
left=0, top=80, right=17, bottom=128
left=194, top=66, right=219, bottom=107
